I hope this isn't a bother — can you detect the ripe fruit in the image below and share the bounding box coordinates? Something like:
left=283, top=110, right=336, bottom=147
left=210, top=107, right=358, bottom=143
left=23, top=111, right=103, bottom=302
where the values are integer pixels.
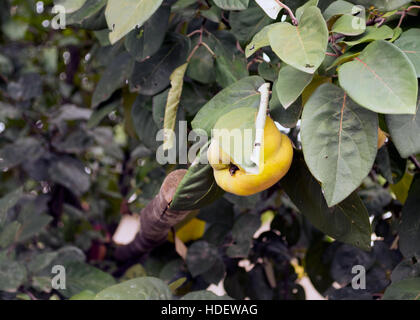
left=168, top=218, right=206, bottom=243
left=207, top=115, right=293, bottom=196
left=377, top=128, right=387, bottom=149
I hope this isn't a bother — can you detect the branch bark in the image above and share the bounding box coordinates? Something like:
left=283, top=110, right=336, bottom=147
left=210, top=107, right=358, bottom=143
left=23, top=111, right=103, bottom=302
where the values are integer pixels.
left=114, top=169, right=193, bottom=261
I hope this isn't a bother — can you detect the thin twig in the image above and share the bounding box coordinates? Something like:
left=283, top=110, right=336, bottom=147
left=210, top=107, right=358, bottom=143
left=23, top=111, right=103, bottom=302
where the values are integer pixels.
left=187, top=44, right=201, bottom=62
left=236, top=41, right=245, bottom=55
left=397, top=5, right=420, bottom=28
left=187, top=29, right=202, bottom=38
left=186, top=27, right=215, bottom=61
left=325, top=52, right=338, bottom=57
left=274, top=0, right=298, bottom=25
left=201, top=41, right=216, bottom=57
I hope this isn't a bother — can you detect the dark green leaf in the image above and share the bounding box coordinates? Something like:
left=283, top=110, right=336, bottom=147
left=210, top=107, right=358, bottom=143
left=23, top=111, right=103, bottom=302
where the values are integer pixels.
left=59, top=262, right=116, bottom=298
left=301, top=83, right=378, bottom=206
left=394, top=28, right=420, bottom=77
left=399, top=174, right=420, bottom=259
left=92, top=52, right=134, bottom=108
left=124, top=5, right=170, bottom=61
left=95, top=277, right=172, bottom=300
left=386, top=94, right=420, bottom=158
left=282, top=154, right=372, bottom=251
left=186, top=241, right=220, bottom=277
left=170, top=143, right=225, bottom=211
left=130, top=33, right=190, bottom=96
left=383, top=278, right=420, bottom=300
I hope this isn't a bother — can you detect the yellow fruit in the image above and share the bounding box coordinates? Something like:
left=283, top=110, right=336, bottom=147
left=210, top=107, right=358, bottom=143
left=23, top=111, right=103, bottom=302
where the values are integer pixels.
left=208, top=116, right=293, bottom=196
left=168, top=218, right=206, bottom=243
left=377, top=128, right=387, bottom=149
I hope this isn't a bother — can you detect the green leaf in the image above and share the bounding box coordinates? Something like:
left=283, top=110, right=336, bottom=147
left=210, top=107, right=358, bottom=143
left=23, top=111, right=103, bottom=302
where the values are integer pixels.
left=0, top=187, right=23, bottom=225
left=95, top=277, right=172, bottom=300
left=105, top=0, right=164, bottom=44
left=181, top=291, right=232, bottom=300
left=187, top=36, right=216, bottom=84
left=245, top=23, right=280, bottom=58
left=124, top=5, right=170, bottom=61
left=0, top=221, right=20, bottom=248
left=163, top=63, right=188, bottom=150
left=398, top=174, right=420, bottom=259
left=301, top=83, right=378, bottom=207
left=87, top=100, right=120, bottom=129
left=383, top=278, right=420, bottom=300
left=331, top=11, right=366, bottom=36
left=58, top=262, right=116, bottom=298
left=255, top=0, right=282, bottom=19
left=282, top=154, right=372, bottom=251
left=376, top=142, right=407, bottom=184
left=186, top=241, right=220, bottom=277
left=258, top=61, right=280, bottom=82
left=390, top=172, right=414, bottom=204
left=91, top=52, right=134, bottom=108
left=201, top=6, right=222, bottom=23
left=326, top=49, right=360, bottom=71
left=226, top=213, right=260, bottom=258
left=338, top=40, right=418, bottom=114
left=230, top=3, right=272, bottom=42
left=48, top=156, right=91, bottom=196
left=192, top=76, right=265, bottom=136
left=168, top=277, right=186, bottom=293
left=212, top=107, right=257, bottom=171
left=54, top=0, right=86, bottom=13
left=386, top=95, right=420, bottom=158
left=17, top=213, right=52, bottom=243
left=0, top=138, right=44, bottom=170
left=268, top=6, right=328, bottom=74
left=172, top=0, right=197, bottom=10
left=131, top=96, right=160, bottom=150
left=130, top=33, right=190, bottom=96
left=275, top=65, right=313, bottom=109
left=121, top=264, right=147, bottom=281
left=391, top=260, right=420, bottom=282
left=296, top=0, right=319, bottom=21
left=170, top=143, right=225, bottom=211
left=70, top=290, right=96, bottom=300
left=215, top=53, right=248, bottom=88
left=0, top=255, right=26, bottom=292
left=28, top=252, right=58, bottom=274
left=394, top=28, right=420, bottom=77
left=341, top=26, right=394, bottom=47
left=66, top=0, right=107, bottom=26
left=323, top=0, right=357, bottom=21
left=270, top=81, right=303, bottom=128
left=353, top=0, right=411, bottom=11
left=213, top=0, right=249, bottom=10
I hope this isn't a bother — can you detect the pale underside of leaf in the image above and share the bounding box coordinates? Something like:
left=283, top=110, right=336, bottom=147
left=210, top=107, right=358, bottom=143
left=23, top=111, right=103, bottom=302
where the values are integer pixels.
left=105, top=0, right=163, bottom=44
left=268, top=6, right=328, bottom=74
left=163, top=63, right=188, bottom=150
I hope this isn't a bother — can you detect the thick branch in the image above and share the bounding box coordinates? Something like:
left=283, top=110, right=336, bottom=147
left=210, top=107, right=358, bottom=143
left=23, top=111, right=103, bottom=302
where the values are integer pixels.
left=114, top=169, right=192, bottom=261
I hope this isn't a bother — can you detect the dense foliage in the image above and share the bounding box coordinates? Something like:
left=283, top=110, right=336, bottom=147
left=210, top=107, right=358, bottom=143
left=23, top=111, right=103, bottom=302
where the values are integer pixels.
left=0, top=0, right=419, bottom=300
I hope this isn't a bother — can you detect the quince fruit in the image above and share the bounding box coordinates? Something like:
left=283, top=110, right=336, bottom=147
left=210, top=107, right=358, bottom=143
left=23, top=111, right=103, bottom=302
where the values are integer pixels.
left=168, top=218, right=206, bottom=243
left=207, top=115, right=293, bottom=196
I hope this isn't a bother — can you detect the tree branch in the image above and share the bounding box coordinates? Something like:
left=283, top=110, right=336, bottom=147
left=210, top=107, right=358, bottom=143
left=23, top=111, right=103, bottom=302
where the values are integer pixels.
left=114, top=170, right=193, bottom=261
